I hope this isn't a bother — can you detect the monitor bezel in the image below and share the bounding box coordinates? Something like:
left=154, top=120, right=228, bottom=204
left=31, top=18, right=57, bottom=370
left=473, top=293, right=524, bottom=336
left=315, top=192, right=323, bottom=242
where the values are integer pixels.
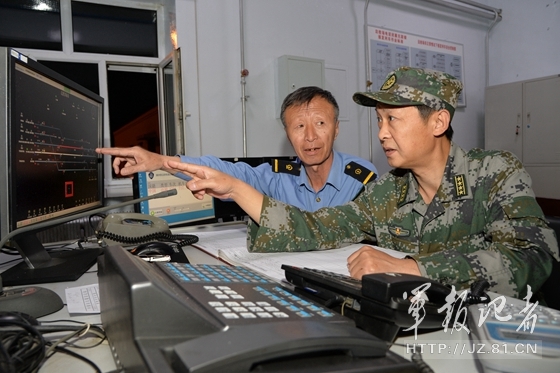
left=0, top=47, right=104, bottom=286
left=1, top=47, right=104, bottom=237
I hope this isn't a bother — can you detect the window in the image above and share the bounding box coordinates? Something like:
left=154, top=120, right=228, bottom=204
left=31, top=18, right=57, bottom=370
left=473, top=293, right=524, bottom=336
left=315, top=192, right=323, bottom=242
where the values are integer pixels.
left=0, top=1, right=182, bottom=197
left=107, top=66, right=160, bottom=153
left=71, top=1, right=158, bottom=57
left=0, top=0, right=62, bottom=50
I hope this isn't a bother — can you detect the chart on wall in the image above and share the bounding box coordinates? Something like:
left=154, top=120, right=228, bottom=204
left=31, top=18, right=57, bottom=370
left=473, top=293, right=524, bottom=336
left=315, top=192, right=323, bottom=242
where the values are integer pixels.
left=368, top=26, right=465, bottom=107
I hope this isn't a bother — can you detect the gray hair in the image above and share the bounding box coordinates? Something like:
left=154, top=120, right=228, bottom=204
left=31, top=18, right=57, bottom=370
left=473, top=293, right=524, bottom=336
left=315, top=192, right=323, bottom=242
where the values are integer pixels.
left=280, top=86, right=339, bottom=127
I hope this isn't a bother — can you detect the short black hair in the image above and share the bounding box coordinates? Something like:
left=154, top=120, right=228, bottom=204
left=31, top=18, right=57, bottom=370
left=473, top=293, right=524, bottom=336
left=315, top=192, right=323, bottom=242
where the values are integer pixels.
left=417, top=105, right=454, bottom=140
left=280, top=86, right=339, bottom=127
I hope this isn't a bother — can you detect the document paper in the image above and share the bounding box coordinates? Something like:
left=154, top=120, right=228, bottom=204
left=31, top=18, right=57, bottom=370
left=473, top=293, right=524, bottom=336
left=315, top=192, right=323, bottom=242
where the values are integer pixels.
left=65, top=283, right=101, bottom=314
left=191, top=227, right=406, bottom=283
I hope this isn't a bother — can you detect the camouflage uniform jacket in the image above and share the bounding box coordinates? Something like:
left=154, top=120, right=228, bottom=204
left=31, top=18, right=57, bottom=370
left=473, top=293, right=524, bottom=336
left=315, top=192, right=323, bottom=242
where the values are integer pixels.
left=248, top=142, right=560, bottom=298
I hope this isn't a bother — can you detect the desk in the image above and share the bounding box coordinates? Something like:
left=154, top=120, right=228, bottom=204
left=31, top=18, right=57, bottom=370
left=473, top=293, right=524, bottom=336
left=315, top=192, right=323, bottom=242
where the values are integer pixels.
left=33, top=244, right=222, bottom=373
left=4, top=223, right=479, bottom=373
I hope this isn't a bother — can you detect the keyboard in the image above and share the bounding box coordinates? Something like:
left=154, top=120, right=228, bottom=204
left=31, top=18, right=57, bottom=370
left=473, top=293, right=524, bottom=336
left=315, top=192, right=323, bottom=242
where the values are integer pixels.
left=159, top=263, right=341, bottom=324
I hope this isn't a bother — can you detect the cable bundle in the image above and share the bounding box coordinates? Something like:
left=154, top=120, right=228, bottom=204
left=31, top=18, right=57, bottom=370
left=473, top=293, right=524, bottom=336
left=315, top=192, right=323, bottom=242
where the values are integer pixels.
left=0, top=312, right=45, bottom=373
left=0, top=312, right=107, bottom=373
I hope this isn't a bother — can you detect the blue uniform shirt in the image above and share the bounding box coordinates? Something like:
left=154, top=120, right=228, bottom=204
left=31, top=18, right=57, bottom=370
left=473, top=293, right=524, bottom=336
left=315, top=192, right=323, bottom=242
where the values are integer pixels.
left=177, top=151, right=377, bottom=211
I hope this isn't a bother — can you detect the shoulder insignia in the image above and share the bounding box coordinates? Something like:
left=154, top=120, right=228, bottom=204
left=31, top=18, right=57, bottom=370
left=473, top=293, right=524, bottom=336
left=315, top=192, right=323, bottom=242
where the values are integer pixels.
left=397, top=183, right=408, bottom=205
left=344, top=161, right=377, bottom=184
left=272, top=159, right=301, bottom=176
left=454, top=174, right=468, bottom=197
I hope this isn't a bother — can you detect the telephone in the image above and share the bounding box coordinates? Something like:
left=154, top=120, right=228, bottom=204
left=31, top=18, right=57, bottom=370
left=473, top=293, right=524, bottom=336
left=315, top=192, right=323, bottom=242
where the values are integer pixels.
left=97, top=213, right=198, bottom=248
left=281, top=265, right=452, bottom=342
left=98, top=245, right=420, bottom=373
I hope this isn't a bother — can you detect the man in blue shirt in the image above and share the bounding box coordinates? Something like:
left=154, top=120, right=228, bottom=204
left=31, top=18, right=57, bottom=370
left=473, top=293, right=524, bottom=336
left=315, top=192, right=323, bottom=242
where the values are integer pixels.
left=96, top=86, right=377, bottom=211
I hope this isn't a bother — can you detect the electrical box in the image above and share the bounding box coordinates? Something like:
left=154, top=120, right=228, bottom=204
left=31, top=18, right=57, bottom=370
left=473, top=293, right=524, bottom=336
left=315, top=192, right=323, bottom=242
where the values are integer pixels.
left=275, top=55, right=325, bottom=119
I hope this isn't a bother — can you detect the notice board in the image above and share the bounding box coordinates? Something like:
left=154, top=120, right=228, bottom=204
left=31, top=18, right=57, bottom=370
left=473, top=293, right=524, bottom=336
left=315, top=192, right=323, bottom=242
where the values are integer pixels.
left=368, top=26, right=465, bottom=106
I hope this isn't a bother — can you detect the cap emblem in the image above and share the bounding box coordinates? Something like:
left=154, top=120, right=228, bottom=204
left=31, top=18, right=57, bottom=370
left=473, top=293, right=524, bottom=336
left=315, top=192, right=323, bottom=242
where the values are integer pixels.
left=381, top=74, right=396, bottom=90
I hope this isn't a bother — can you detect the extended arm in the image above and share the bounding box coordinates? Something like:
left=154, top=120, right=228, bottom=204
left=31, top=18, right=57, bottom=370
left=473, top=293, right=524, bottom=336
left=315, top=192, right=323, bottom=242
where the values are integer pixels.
left=165, top=160, right=264, bottom=222
left=95, top=146, right=178, bottom=177
left=176, top=155, right=268, bottom=191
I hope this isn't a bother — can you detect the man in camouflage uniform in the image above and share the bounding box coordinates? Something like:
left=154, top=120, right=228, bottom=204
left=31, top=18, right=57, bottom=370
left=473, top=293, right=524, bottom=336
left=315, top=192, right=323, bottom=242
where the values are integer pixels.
left=166, top=66, right=560, bottom=299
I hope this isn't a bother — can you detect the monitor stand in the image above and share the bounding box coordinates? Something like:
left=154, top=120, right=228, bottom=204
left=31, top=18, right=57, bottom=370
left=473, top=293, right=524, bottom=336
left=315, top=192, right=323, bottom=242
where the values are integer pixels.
left=1, top=233, right=100, bottom=287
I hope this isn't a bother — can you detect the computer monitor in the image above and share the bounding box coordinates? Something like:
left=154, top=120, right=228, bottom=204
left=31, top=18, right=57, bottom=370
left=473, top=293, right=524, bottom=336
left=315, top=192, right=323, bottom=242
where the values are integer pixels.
left=0, top=47, right=104, bottom=287
left=133, top=170, right=215, bottom=226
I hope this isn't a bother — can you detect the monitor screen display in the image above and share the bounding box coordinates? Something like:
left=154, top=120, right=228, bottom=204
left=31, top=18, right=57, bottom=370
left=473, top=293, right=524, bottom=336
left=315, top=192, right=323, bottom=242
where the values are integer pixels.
left=0, top=48, right=104, bottom=286
left=11, top=59, right=102, bottom=230
left=134, top=170, right=215, bottom=226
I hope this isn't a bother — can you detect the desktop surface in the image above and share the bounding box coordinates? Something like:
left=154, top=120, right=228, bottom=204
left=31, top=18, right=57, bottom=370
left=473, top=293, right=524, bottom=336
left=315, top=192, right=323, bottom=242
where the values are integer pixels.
left=0, top=223, right=495, bottom=373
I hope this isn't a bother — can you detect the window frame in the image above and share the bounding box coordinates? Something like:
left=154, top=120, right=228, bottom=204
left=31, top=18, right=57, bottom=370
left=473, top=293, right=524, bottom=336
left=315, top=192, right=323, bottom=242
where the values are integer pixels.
left=12, top=0, right=175, bottom=198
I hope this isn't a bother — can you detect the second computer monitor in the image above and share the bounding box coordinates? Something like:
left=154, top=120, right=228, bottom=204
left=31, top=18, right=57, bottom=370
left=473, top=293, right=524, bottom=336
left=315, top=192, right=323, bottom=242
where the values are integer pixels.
left=134, top=170, right=215, bottom=226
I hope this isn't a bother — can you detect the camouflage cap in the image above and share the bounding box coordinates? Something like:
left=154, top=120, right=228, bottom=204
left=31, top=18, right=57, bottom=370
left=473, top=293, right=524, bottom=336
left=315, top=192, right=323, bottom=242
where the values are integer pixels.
left=353, top=66, right=463, bottom=118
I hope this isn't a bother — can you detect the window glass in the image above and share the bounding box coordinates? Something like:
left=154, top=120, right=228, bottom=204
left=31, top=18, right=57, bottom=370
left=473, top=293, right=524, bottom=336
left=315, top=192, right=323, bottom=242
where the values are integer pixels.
left=0, top=0, right=62, bottom=51
left=107, top=68, right=159, bottom=153
left=72, top=1, right=158, bottom=57
left=38, top=60, right=100, bottom=95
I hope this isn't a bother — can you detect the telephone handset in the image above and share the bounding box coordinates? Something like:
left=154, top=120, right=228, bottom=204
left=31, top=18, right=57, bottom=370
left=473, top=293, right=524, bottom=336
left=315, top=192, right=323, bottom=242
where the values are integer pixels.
left=97, top=212, right=198, bottom=247
left=281, top=265, right=452, bottom=342
left=362, top=272, right=451, bottom=304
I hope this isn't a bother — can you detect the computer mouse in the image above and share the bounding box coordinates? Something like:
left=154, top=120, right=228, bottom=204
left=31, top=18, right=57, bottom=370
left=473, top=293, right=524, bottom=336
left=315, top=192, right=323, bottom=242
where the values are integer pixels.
left=130, top=242, right=176, bottom=257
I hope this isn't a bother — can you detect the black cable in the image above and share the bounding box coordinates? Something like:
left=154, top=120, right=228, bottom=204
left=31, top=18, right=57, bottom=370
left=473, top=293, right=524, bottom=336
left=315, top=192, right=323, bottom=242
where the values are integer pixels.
left=389, top=341, right=434, bottom=373
left=466, top=279, right=491, bottom=305
left=0, top=316, right=107, bottom=373
left=47, top=345, right=102, bottom=373
left=410, top=344, right=435, bottom=373
left=97, top=230, right=199, bottom=247
left=0, top=316, right=46, bottom=373
left=0, top=324, right=104, bottom=335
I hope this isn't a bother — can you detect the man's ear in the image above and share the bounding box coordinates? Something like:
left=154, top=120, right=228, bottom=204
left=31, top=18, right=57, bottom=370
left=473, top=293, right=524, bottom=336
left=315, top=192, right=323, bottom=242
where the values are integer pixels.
left=432, top=110, right=451, bottom=137
left=334, top=120, right=340, bottom=139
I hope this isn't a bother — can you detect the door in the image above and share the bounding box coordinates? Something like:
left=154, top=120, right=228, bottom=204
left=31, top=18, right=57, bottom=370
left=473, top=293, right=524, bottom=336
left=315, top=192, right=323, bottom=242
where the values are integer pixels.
left=158, top=48, right=184, bottom=156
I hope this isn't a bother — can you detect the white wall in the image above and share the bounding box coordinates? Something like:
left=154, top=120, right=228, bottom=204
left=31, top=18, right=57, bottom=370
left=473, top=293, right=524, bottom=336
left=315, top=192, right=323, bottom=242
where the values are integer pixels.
left=176, top=0, right=496, bottom=175
left=483, top=0, right=560, bottom=85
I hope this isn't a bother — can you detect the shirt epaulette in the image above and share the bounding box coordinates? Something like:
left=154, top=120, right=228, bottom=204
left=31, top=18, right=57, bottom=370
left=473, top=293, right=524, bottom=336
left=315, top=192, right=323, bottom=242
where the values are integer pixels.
left=272, top=159, right=301, bottom=176
left=344, top=161, right=376, bottom=184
